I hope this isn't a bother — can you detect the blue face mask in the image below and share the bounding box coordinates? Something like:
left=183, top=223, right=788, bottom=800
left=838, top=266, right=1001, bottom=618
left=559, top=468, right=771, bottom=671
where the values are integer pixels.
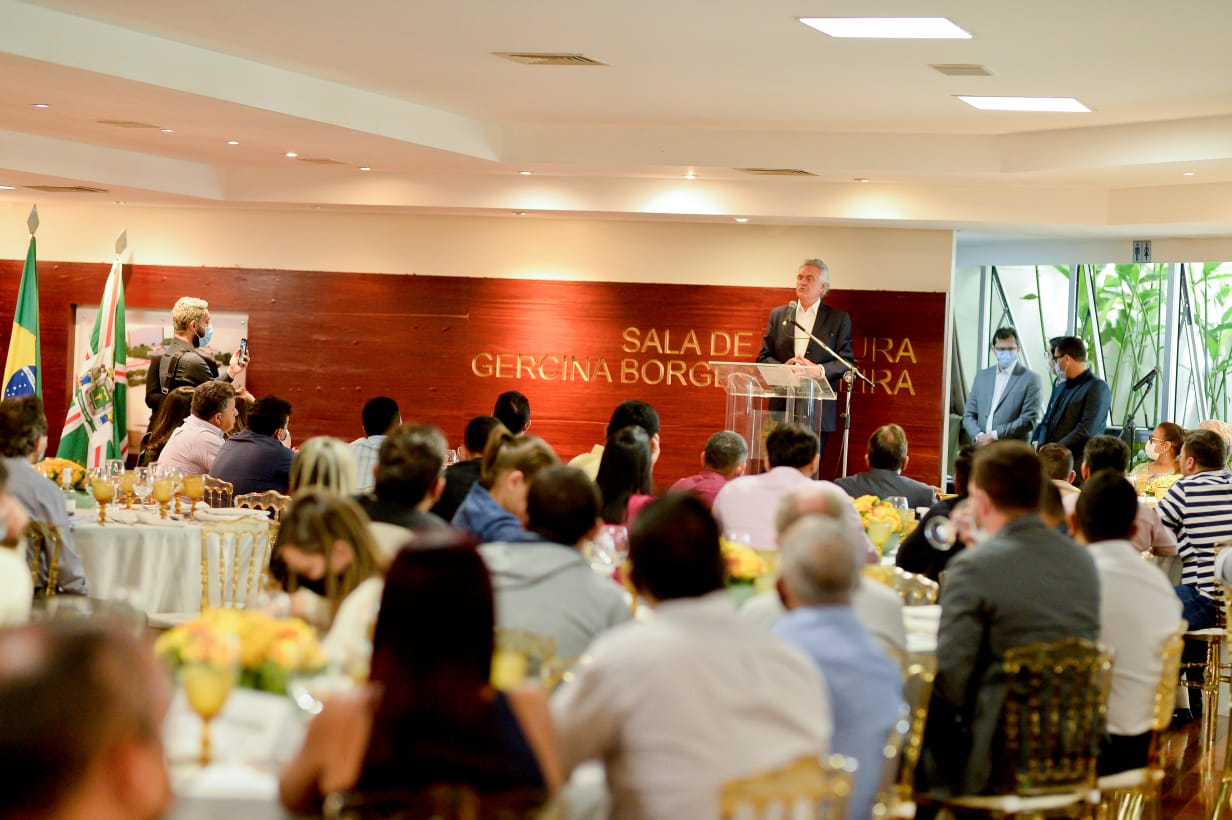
left=994, top=349, right=1017, bottom=370
left=196, top=323, right=214, bottom=348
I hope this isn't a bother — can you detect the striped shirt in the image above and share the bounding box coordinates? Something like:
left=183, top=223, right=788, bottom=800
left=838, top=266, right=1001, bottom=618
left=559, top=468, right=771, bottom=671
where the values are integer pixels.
left=1156, top=469, right=1232, bottom=599
left=349, top=435, right=384, bottom=494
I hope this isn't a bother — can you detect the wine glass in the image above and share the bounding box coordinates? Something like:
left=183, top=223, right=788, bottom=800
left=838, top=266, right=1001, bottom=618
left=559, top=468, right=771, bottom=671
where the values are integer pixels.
left=152, top=474, right=174, bottom=519
left=169, top=469, right=185, bottom=515
left=182, top=473, right=205, bottom=517
left=107, top=459, right=125, bottom=508
left=134, top=467, right=153, bottom=508
left=587, top=524, right=629, bottom=574
left=119, top=470, right=136, bottom=510
left=867, top=518, right=893, bottom=556
left=924, top=516, right=957, bottom=551
left=180, top=632, right=240, bottom=767
left=90, top=467, right=115, bottom=524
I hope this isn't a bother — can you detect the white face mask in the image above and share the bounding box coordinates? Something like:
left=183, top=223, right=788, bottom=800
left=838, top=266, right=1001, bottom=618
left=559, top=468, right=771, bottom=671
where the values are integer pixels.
left=1145, top=441, right=1161, bottom=461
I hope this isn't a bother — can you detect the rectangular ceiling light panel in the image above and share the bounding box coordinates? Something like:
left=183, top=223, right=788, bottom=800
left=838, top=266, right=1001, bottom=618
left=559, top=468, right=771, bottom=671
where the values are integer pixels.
left=956, top=96, right=1091, bottom=112
left=799, top=17, right=972, bottom=39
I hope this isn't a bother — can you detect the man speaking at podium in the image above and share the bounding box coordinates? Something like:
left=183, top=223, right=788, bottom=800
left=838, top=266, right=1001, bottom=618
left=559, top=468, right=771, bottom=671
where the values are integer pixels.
left=757, top=259, right=854, bottom=462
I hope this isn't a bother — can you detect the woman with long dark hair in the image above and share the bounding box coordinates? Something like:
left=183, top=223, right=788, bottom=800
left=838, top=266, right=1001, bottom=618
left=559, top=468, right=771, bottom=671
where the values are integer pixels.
left=138, top=386, right=193, bottom=466
left=595, top=425, right=654, bottom=524
left=279, top=535, right=560, bottom=813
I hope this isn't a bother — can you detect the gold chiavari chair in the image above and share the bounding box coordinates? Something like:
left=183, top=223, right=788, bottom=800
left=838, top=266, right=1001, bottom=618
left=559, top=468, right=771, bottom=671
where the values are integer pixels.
left=202, top=475, right=234, bottom=509
left=492, top=628, right=557, bottom=690
left=862, top=565, right=940, bottom=606
left=1179, top=574, right=1229, bottom=754
left=719, top=754, right=855, bottom=820
left=1098, top=623, right=1186, bottom=820
left=198, top=517, right=273, bottom=610
left=234, top=489, right=291, bottom=541
left=873, top=660, right=936, bottom=818
left=25, top=521, right=62, bottom=596
left=931, top=637, right=1112, bottom=818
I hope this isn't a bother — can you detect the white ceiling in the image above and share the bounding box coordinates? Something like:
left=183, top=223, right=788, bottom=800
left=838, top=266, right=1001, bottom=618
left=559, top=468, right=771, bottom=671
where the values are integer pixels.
left=5, top=0, right=1232, bottom=239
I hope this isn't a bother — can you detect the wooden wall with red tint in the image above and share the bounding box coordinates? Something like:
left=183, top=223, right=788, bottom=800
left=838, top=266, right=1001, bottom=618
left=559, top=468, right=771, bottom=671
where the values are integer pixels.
left=0, top=260, right=946, bottom=489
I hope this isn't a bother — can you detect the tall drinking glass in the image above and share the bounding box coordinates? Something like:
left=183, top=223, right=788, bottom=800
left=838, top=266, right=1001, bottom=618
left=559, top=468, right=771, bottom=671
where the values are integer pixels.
left=182, top=474, right=205, bottom=517
left=90, top=467, right=115, bottom=524
left=180, top=632, right=240, bottom=767
left=153, top=473, right=174, bottom=519
left=119, top=470, right=136, bottom=510
left=134, top=467, right=153, bottom=508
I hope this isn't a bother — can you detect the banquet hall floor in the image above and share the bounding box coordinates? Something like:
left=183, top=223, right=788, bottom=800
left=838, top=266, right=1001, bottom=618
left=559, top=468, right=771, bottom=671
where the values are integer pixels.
left=1162, top=717, right=1231, bottom=817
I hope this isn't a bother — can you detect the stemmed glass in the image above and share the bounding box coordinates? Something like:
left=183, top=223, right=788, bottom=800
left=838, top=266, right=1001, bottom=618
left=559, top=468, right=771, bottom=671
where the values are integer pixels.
left=924, top=516, right=957, bottom=551
left=587, top=524, right=630, bottom=574
left=867, top=519, right=893, bottom=556
left=179, top=632, right=240, bottom=767
left=119, top=470, right=136, bottom=510
left=90, top=467, right=115, bottom=524
left=169, top=469, right=185, bottom=515
left=107, top=459, right=125, bottom=509
left=182, top=474, right=205, bottom=517
left=134, top=467, right=154, bottom=509
left=152, top=472, right=175, bottom=519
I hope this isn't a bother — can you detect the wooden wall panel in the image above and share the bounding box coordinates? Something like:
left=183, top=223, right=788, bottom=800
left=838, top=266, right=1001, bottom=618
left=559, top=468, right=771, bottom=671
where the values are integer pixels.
left=0, top=260, right=946, bottom=490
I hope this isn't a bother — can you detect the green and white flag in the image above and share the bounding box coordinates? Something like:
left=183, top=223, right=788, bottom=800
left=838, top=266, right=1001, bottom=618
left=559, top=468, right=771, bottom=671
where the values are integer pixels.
left=58, top=256, right=127, bottom=468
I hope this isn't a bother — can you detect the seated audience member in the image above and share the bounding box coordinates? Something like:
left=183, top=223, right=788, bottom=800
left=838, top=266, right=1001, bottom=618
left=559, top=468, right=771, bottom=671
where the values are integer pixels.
left=356, top=424, right=449, bottom=533
left=0, top=621, right=173, bottom=820
left=1075, top=435, right=1176, bottom=556
left=1157, top=429, right=1232, bottom=718
left=1127, top=422, right=1184, bottom=494
left=275, top=490, right=381, bottom=641
left=209, top=395, right=294, bottom=497
left=1038, top=480, right=1069, bottom=533
left=1197, top=419, right=1232, bottom=465
left=232, top=392, right=254, bottom=434
left=835, top=423, right=936, bottom=509
left=740, top=484, right=902, bottom=659
left=897, top=446, right=975, bottom=581
left=155, top=380, right=238, bottom=475
left=1070, top=470, right=1185, bottom=775
left=1038, top=442, right=1079, bottom=497
left=289, top=437, right=358, bottom=496
left=281, top=541, right=560, bottom=814
left=596, top=425, right=655, bottom=525
left=714, top=423, right=872, bottom=553
left=0, top=460, right=33, bottom=626
left=0, top=397, right=89, bottom=595
left=482, top=466, right=631, bottom=658
left=138, top=386, right=193, bottom=467
left=453, top=428, right=559, bottom=543
left=774, top=515, right=904, bottom=819
left=349, top=397, right=400, bottom=494
left=494, top=390, right=532, bottom=435
left=552, top=494, right=831, bottom=818
left=919, top=441, right=1098, bottom=797
left=669, top=431, right=748, bottom=509
left=431, top=415, right=499, bottom=522
left=569, top=399, right=661, bottom=481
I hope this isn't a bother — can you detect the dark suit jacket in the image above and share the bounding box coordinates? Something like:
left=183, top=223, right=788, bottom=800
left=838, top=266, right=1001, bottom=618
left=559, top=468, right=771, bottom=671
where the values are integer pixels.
left=1031, top=369, right=1112, bottom=469
left=757, top=301, right=853, bottom=432
left=962, top=363, right=1042, bottom=442
left=430, top=458, right=481, bottom=522
left=922, top=514, right=1100, bottom=796
left=834, top=468, right=935, bottom=510
left=895, top=495, right=967, bottom=582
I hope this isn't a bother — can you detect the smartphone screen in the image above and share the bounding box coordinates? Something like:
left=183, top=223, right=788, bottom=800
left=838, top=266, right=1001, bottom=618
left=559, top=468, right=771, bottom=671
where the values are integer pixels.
left=240, top=337, right=249, bottom=358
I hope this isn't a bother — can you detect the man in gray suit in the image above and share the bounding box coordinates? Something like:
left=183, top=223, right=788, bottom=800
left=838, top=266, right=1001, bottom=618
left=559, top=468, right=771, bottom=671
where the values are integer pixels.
left=962, top=327, right=1043, bottom=446
left=919, top=440, right=1099, bottom=797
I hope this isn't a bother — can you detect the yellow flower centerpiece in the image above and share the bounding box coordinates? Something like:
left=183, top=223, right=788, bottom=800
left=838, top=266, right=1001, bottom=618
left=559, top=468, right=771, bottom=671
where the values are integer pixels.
left=35, top=457, right=86, bottom=490
left=853, top=495, right=905, bottom=556
left=721, top=538, right=768, bottom=582
left=155, top=608, right=326, bottom=695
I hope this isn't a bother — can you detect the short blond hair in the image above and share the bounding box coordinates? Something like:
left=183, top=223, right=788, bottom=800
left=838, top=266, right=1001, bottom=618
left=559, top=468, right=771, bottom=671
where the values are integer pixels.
left=171, top=297, right=209, bottom=332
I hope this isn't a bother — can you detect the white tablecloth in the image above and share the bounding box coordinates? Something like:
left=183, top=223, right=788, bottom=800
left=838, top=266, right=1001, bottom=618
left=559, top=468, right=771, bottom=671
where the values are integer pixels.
left=73, top=508, right=270, bottom=615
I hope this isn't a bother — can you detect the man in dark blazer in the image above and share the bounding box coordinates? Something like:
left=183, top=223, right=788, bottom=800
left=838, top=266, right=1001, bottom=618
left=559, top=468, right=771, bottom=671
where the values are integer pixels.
left=835, top=423, right=936, bottom=509
left=962, top=327, right=1043, bottom=446
left=918, top=441, right=1100, bottom=797
left=757, top=259, right=853, bottom=461
left=1031, top=335, right=1112, bottom=474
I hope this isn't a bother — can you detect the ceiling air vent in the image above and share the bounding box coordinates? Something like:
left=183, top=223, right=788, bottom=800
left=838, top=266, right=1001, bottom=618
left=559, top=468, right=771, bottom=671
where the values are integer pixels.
left=493, top=52, right=606, bottom=66
left=25, top=185, right=108, bottom=193
left=97, top=119, right=160, bottom=129
left=294, top=157, right=346, bottom=165
left=737, top=168, right=817, bottom=176
left=930, top=64, right=993, bottom=77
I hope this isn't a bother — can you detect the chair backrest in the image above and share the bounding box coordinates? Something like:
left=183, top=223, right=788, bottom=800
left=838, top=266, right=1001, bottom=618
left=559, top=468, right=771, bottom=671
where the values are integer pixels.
left=719, top=754, right=854, bottom=820
left=997, top=637, right=1112, bottom=796
left=492, top=628, right=557, bottom=690
left=888, top=660, right=936, bottom=807
left=235, top=490, right=291, bottom=541
left=202, top=475, right=234, bottom=508
left=198, top=518, right=272, bottom=609
left=1151, top=623, right=1187, bottom=733
left=322, top=783, right=547, bottom=820
left=861, top=565, right=939, bottom=606
left=24, top=521, right=62, bottom=595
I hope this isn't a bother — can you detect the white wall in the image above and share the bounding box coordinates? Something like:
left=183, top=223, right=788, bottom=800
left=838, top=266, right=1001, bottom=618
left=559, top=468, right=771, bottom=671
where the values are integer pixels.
left=0, top=202, right=955, bottom=291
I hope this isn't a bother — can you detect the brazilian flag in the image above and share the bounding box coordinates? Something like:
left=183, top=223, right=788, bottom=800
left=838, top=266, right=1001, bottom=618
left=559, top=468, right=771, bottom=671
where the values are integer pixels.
left=3, top=235, right=40, bottom=398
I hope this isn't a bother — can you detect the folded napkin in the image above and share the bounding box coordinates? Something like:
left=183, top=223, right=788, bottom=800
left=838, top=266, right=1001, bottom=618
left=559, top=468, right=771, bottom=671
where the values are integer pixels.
left=105, top=508, right=139, bottom=524
left=136, top=510, right=186, bottom=526
left=194, top=508, right=265, bottom=522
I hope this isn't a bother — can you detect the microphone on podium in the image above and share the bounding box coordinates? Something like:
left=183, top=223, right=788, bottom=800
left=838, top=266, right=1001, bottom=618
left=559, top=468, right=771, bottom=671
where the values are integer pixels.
left=1131, top=367, right=1160, bottom=391
left=782, top=302, right=797, bottom=328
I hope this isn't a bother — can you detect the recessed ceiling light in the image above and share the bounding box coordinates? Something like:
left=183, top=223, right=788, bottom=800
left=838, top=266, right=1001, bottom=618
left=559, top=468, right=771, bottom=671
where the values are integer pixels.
left=359, top=166, right=372, bottom=172
left=32, top=103, right=49, bottom=109
left=160, top=128, right=174, bottom=133
left=113, top=201, right=125, bottom=205
left=519, top=170, right=533, bottom=175
left=0, top=185, right=14, bottom=190
left=513, top=211, right=527, bottom=216
left=799, top=17, right=972, bottom=39
left=734, top=217, right=749, bottom=223
left=855, top=178, right=870, bottom=183
left=956, top=96, right=1090, bottom=112
left=226, top=140, right=240, bottom=145
left=1184, top=171, right=1196, bottom=176
left=285, top=151, right=298, bottom=158
left=684, top=173, right=697, bottom=180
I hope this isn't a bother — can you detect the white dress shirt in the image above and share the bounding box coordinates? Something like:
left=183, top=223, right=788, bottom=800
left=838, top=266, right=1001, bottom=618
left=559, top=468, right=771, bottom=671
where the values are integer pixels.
left=349, top=434, right=384, bottom=494
left=793, top=299, right=820, bottom=358
left=985, top=366, right=1013, bottom=435
left=552, top=590, right=832, bottom=819
left=1088, top=539, right=1184, bottom=735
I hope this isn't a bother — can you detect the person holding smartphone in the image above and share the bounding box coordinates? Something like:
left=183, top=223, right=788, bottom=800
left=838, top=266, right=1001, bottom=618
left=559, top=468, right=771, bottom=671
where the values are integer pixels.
left=145, top=296, right=250, bottom=414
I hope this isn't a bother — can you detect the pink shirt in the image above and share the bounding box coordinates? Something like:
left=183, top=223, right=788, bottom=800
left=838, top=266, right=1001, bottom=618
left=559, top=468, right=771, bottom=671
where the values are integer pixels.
left=156, top=415, right=225, bottom=475
left=670, top=470, right=730, bottom=509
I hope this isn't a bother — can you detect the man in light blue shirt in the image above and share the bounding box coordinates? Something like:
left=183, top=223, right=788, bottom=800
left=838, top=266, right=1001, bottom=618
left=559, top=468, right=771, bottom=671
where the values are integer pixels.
left=349, top=396, right=400, bottom=493
left=772, top=515, right=903, bottom=818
